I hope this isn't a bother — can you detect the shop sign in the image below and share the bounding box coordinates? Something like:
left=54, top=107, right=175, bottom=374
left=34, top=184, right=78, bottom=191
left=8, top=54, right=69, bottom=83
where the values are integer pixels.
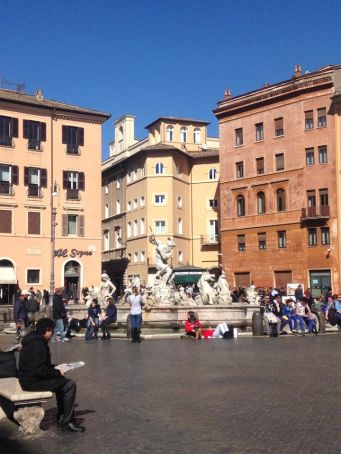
left=54, top=248, right=93, bottom=258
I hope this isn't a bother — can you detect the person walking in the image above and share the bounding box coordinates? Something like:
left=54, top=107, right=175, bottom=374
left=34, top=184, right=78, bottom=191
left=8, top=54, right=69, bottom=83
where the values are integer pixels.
left=51, top=288, right=69, bottom=343
left=13, top=290, right=29, bottom=341
left=128, top=286, right=144, bottom=343
left=18, top=318, right=84, bottom=433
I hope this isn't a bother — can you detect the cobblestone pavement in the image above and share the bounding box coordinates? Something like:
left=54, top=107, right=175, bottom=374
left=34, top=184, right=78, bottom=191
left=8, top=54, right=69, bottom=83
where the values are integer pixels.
left=0, top=334, right=340, bottom=454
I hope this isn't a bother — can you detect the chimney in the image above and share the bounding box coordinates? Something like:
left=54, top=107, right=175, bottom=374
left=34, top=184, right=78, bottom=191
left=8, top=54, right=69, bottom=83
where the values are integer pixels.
left=224, top=89, right=232, bottom=99
left=293, top=65, right=302, bottom=78
left=35, top=89, right=44, bottom=102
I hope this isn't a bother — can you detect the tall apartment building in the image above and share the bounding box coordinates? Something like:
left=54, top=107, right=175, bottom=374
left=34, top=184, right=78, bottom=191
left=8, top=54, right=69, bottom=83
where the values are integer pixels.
left=214, top=64, right=341, bottom=297
left=102, top=115, right=220, bottom=290
left=0, top=88, right=110, bottom=304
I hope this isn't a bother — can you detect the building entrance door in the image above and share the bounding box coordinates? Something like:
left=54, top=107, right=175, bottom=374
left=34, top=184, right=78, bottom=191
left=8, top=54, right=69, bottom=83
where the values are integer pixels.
left=64, top=261, right=80, bottom=301
left=309, top=270, right=331, bottom=298
left=0, top=259, right=17, bottom=304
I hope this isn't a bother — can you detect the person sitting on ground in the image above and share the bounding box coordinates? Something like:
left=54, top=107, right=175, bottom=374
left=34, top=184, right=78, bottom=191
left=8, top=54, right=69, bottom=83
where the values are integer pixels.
left=296, top=296, right=314, bottom=335
left=184, top=311, right=202, bottom=340
left=99, top=297, right=117, bottom=340
left=85, top=298, right=101, bottom=340
left=18, top=318, right=84, bottom=433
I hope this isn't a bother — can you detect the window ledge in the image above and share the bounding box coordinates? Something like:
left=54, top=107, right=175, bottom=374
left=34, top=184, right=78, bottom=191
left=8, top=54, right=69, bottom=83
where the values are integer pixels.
left=255, top=139, right=264, bottom=144
left=234, top=144, right=244, bottom=148
left=273, top=134, right=284, bottom=139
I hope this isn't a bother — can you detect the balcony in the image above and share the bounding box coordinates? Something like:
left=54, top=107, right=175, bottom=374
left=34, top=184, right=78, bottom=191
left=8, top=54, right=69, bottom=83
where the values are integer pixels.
left=27, top=184, right=42, bottom=198
left=0, top=181, right=13, bottom=195
left=301, top=205, right=330, bottom=222
left=66, top=144, right=80, bottom=155
left=200, top=234, right=220, bottom=246
left=66, top=188, right=80, bottom=200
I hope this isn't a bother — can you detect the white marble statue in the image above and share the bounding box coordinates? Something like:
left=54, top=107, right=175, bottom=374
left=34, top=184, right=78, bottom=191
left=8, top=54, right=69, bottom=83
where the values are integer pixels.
left=246, top=284, right=259, bottom=305
left=195, top=270, right=217, bottom=305
left=97, top=273, right=116, bottom=306
left=150, top=235, right=175, bottom=287
left=215, top=271, right=232, bottom=304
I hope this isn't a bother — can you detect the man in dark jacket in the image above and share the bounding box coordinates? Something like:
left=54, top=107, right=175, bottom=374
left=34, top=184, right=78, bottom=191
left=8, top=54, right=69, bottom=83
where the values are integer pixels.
left=13, top=290, right=29, bottom=340
left=51, top=288, right=68, bottom=342
left=18, top=318, right=84, bottom=433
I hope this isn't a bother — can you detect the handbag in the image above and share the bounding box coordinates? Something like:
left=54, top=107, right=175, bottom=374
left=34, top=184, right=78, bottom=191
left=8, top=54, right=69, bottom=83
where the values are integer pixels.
left=0, top=351, right=17, bottom=378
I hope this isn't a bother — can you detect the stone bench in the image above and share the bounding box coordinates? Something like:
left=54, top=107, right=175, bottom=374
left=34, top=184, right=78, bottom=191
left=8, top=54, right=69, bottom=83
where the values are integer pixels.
left=0, top=377, right=53, bottom=435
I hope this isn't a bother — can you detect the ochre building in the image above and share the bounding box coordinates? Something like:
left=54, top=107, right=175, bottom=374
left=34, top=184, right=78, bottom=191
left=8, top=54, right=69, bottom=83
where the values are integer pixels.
left=214, top=64, right=341, bottom=297
left=0, top=88, right=110, bottom=304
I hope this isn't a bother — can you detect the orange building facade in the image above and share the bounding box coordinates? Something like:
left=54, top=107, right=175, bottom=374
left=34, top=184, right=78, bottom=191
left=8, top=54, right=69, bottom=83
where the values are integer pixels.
left=214, top=65, right=341, bottom=297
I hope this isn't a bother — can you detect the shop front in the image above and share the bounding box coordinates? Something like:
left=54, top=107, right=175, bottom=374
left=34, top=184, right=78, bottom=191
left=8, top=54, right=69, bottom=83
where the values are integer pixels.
left=0, top=259, right=17, bottom=305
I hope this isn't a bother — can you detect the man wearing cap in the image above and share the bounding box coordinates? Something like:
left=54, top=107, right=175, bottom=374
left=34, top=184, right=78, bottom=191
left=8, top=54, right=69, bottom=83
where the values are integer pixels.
left=14, top=290, right=29, bottom=340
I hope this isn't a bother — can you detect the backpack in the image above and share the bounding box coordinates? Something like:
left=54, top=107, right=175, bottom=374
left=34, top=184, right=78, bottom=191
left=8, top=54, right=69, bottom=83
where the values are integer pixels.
left=328, top=307, right=338, bottom=326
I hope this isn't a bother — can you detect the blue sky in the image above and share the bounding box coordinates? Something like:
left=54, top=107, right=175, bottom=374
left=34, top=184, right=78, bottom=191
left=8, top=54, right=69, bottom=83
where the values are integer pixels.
left=1, top=0, right=340, bottom=159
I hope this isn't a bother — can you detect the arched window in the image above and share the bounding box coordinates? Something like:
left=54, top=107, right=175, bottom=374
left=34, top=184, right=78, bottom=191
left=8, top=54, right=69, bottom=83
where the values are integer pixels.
left=237, top=195, right=245, bottom=217
left=155, top=162, right=165, bottom=175
left=193, top=128, right=201, bottom=144
left=277, top=189, right=286, bottom=211
left=180, top=127, right=187, bottom=143
left=208, top=168, right=217, bottom=180
left=166, top=126, right=174, bottom=142
left=257, top=192, right=266, bottom=214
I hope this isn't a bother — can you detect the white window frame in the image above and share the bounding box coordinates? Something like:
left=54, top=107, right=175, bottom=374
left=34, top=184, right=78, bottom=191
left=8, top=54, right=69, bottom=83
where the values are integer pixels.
left=177, top=196, right=183, bottom=208
left=105, top=184, right=109, bottom=194
left=178, top=218, right=183, bottom=234
left=193, top=128, right=201, bottom=144
left=154, top=193, right=167, bottom=205
left=140, top=196, right=145, bottom=207
left=133, top=252, right=139, bottom=263
left=208, top=168, right=218, bottom=180
left=180, top=127, right=187, bottom=143
left=140, top=218, right=145, bottom=234
left=103, top=230, right=110, bottom=251
left=104, top=204, right=109, bottom=218
left=154, top=219, right=166, bottom=233
left=127, top=200, right=132, bottom=211
left=116, top=199, right=121, bottom=215
left=67, top=214, right=77, bottom=236
left=166, top=125, right=174, bottom=142
left=127, top=221, right=132, bottom=238
left=178, top=250, right=183, bottom=262
left=140, top=251, right=145, bottom=263
left=155, top=162, right=165, bottom=175
left=133, top=219, right=138, bottom=236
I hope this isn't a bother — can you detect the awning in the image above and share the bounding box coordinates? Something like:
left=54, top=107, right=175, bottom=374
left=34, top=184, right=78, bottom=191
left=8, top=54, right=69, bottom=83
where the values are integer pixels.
left=0, top=267, right=17, bottom=285
left=173, top=272, right=202, bottom=285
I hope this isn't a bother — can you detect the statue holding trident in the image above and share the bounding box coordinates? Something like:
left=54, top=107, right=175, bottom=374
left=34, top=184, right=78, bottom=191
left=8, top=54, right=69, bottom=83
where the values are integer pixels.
left=149, top=231, right=175, bottom=287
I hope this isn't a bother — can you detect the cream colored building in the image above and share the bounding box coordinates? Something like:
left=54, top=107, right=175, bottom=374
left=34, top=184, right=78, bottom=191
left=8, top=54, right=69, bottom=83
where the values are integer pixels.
left=0, top=88, right=110, bottom=304
left=102, top=115, right=219, bottom=290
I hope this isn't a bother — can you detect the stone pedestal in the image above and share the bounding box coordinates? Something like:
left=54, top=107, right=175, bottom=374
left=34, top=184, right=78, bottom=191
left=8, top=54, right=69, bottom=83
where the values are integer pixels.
left=14, top=406, right=45, bottom=436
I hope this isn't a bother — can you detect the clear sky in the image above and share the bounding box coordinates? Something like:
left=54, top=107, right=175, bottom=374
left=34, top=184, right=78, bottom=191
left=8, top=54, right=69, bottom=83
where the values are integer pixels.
left=1, top=0, right=340, bottom=159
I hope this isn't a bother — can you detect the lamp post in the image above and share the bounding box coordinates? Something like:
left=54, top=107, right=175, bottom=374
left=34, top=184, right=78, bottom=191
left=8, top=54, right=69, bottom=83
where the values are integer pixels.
left=49, top=183, right=58, bottom=311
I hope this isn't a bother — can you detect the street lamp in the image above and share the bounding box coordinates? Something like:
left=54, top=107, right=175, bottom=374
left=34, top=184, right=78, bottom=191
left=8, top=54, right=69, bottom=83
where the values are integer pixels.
left=49, top=181, right=58, bottom=309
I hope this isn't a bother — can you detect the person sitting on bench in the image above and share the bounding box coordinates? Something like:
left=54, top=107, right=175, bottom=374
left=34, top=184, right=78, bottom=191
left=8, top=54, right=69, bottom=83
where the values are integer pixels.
left=99, top=297, right=117, bottom=340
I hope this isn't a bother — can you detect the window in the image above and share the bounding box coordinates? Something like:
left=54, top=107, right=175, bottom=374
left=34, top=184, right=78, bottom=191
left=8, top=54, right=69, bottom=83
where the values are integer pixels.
left=178, top=250, right=183, bottom=262
left=166, top=126, right=174, bottom=142
left=274, top=117, right=284, bottom=137
left=318, top=145, right=328, bottom=164
left=63, top=171, right=84, bottom=200
left=155, top=220, right=166, bottom=233
left=0, top=210, right=12, bottom=233
left=278, top=231, right=286, bottom=248
left=305, top=110, right=314, bottom=130
left=256, top=157, right=264, bottom=175
left=237, top=195, right=245, bottom=217
left=28, top=211, right=40, bottom=235
left=194, top=128, right=201, bottom=144
left=155, top=162, right=165, bottom=174
left=275, top=153, right=284, bottom=171
left=255, top=122, right=264, bottom=141
left=178, top=218, right=183, bottom=234
left=141, top=166, right=145, bottom=177
left=237, top=234, right=245, bottom=251
left=62, top=214, right=84, bottom=236
left=208, top=220, right=218, bottom=243
left=236, top=162, right=244, bottom=179
left=180, top=127, right=187, bottom=143
left=23, top=120, right=46, bottom=151
left=140, top=251, right=145, bottom=263
left=140, top=196, right=145, bottom=207
left=127, top=221, right=132, bottom=238
left=208, top=199, right=218, bottom=208
left=62, top=125, right=84, bottom=154
left=133, top=220, right=138, bottom=236
left=258, top=232, right=266, bottom=250
left=154, top=194, right=166, bottom=205
left=133, top=168, right=137, bottom=181
left=0, top=115, right=18, bottom=147
left=27, top=269, right=40, bottom=284
left=25, top=167, right=47, bottom=197
left=177, top=196, right=183, bottom=208
left=276, top=189, right=286, bottom=211
left=307, top=190, right=316, bottom=207
left=235, top=128, right=243, bottom=146
left=321, top=227, right=330, bottom=245
left=317, top=108, right=327, bottom=127
left=319, top=189, right=328, bottom=206
left=127, top=171, right=132, bottom=183
left=116, top=178, right=120, bottom=189
left=116, top=199, right=121, bottom=214
left=103, top=231, right=109, bottom=251
left=104, top=204, right=109, bottom=218
left=308, top=228, right=317, bottom=246
left=133, top=252, right=138, bottom=263
left=115, top=228, right=121, bottom=248
left=133, top=198, right=138, bottom=209
left=257, top=192, right=266, bottom=214
left=209, top=168, right=217, bottom=180
left=104, top=184, right=109, bottom=194
left=305, top=148, right=314, bottom=166
left=0, top=164, right=18, bottom=194
left=140, top=218, right=145, bottom=234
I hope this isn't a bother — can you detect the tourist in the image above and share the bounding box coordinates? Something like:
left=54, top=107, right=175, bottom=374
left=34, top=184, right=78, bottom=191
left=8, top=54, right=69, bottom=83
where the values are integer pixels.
left=26, top=292, right=39, bottom=331
left=99, top=297, right=117, bottom=340
left=18, top=318, right=84, bottom=433
left=294, top=284, right=303, bottom=302
left=296, top=296, right=314, bottom=335
left=85, top=299, right=101, bottom=340
left=51, top=288, right=69, bottom=343
left=184, top=311, right=202, bottom=340
left=332, top=294, right=341, bottom=329
left=14, top=290, right=29, bottom=340
left=280, top=298, right=297, bottom=334
left=128, top=286, right=144, bottom=343
left=260, top=295, right=281, bottom=336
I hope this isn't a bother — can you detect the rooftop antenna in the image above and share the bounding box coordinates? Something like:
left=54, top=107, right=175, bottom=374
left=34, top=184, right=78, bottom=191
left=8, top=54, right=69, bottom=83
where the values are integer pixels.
left=0, top=76, right=25, bottom=92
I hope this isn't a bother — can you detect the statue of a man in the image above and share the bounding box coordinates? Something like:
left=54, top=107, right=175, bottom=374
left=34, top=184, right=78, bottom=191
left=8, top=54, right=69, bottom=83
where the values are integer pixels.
left=215, top=271, right=231, bottom=304
left=97, top=273, right=116, bottom=306
left=149, top=235, right=175, bottom=286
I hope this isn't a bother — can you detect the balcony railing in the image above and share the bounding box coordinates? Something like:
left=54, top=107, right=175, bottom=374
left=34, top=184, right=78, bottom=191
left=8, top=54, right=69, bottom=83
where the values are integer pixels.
left=66, top=144, right=80, bottom=155
left=0, top=181, right=13, bottom=195
left=27, top=139, right=42, bottom=151
left=201, top=234, right=220, bottom=246
left=27, top=184, right=42, bottom=198
left=66, top=188, right=80, bottom=200
left=301, top=205, right=330, bottom=220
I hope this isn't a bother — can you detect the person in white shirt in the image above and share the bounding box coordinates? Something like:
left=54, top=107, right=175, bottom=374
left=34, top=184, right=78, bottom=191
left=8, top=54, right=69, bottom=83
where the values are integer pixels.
left=128, top=286, right=144, bottom=343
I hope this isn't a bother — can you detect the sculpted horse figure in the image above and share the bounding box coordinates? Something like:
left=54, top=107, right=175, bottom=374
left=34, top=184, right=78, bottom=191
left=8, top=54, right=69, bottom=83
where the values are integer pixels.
left=195, top=270, right=217, bottom=305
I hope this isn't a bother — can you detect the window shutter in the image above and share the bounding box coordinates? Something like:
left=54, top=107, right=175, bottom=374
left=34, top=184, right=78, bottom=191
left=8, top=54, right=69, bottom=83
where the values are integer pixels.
left=78, top=215, right=85, bottom=237
left=23, top=120, right=29, bottom=139
left=24, top=167, right=29, bottom=186
left=62, top=214, right=68, bottom=236
left=63, top=171, right=68, bottom=189
left=12, top=166, right=19, bottom=185
left=275, top=117, right=283, bottom=130
left=12, top=118, right=18, bottom=138
left=256, top=158, right=264, bottom=171
left=78, top=128, right=84, bottom=146
left=41, top=169, right=47, bottom=187
left=62, top=126, right=67, bottom=144
left=40, top=122, right=46, bottom=141
left=28, top=212, right=40, bottom=235
left=78, top=172, right=85, bottom=191
left=305, top=110, right=313, bottom=120
left=0, top=210, right=12, bottom=233
left=258, top=232, right=266, bottom=242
